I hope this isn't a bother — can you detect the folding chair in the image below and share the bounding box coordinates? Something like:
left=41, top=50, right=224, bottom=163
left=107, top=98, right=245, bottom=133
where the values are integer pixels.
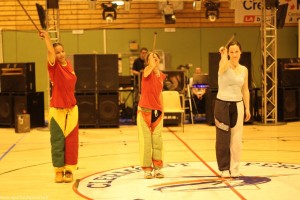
left=162, top=91, right=185, bottom=132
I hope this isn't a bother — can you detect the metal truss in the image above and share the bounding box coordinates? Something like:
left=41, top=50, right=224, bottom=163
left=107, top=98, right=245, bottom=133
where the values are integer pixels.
left=46, top=3, right=60, bottom=43
left=261, top=0, right=278, bottom=124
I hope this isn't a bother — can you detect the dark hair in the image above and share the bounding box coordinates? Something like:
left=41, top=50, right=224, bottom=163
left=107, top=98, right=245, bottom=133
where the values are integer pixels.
left=226, top=41, right=242, bottom=52
left=140, top=47, right=148, bottom=52
left=53, top=42, right=64, bottom=48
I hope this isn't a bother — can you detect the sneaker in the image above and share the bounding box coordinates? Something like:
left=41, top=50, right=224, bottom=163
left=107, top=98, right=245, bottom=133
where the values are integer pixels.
left=231, top=172, right=240, bottom=178
left=64, top=170, right=73, bottom=183
left=154, top=169, right=164, bottom=178
left=144, top=171, right=153, bottom=179
left=55, top=172, right=64, bottom=183
left=220, top=170, right=230, bottom=178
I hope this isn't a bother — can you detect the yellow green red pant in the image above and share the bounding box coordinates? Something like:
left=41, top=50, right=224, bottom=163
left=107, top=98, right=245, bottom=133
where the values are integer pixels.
left=49, top=106, right=79, bottom=173
left=137, top=107, right=164, bottom=171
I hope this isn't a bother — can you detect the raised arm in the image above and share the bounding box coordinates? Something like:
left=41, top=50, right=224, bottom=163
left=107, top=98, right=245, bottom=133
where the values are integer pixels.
left=143, top=53, right=159, bottom=77
left=39, top=30, right=56, bottom=65
left=218, top=46, right=230, bottom=75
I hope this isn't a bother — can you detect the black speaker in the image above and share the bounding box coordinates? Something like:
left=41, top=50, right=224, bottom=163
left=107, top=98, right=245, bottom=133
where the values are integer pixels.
left=47, top=0, right=59, bottom=9
left=14, top=92, right=45, bottom=128
left=0, top=63, right=36, bottom=93
left=74, top=54, right=118, bottom=92
left=205, top=88, right=218, bottom=125
left=277, top=58, right=300, bottom=87
left=97, top=54, right=119, bottom=92
left=208, top=52, right=252, bottom=89
left=74, top=54, right=97, bottom=92
left=0, top=93, right=14, bottom=126
left=162, top=70, right=186, bottom=94
left=278, top=87, right=300, bottom=121
left=75, top=93, right=97, bottom=127
left=98, top=93, right=119, bottom=127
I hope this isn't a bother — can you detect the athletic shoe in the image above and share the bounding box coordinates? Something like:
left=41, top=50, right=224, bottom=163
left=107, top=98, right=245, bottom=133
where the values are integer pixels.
left=231, top=172, right=240, bottom=178
left=64, top=170, right=73, bottom=183
left=154, top=169, right=164, bottom=178
left=220, top=170, right=230, bottom=178
left=144, top=171, right=153, bottom=179
left=55, top=171, right=64, bottom=183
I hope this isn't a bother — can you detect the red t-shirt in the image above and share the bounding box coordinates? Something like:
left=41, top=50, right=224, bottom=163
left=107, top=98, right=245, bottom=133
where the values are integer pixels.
left=138, top=71, right=166, bottom=111
left=48, top=60, right=77, bottom=108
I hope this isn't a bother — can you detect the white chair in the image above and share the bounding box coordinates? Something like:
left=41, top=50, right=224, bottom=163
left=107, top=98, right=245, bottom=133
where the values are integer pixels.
left=162, top=91, right=185, bottom=132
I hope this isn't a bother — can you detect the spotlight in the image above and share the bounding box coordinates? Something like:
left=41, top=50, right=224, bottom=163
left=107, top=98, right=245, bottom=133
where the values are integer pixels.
left=205, top=0, right=220, bottom=22
left=162, top=4, right=176, bottom=24
left=102, top=3, right=117, bottom=22
left=193, top=0, right=202, bottom=11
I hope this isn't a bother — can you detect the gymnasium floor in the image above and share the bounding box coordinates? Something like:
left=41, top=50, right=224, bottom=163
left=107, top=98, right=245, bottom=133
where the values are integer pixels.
left=1, top=121, right=300, bottom=200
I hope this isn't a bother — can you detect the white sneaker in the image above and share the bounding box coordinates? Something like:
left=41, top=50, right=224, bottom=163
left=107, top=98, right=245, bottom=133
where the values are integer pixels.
left=230, top=172, right=240, bottom=178
left=220, top=170, right=230, bottom=178
left=154, top=169, right=164, bottom=178
left=144, top=171, right=153, bottom=179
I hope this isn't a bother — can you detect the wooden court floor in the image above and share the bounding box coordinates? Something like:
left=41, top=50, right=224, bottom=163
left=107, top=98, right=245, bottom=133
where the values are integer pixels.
left=0, top=121, right=300, bottom=199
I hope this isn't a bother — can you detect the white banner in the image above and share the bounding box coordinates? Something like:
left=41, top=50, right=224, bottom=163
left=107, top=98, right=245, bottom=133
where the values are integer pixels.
left=235, top=0, right=300, bottom=24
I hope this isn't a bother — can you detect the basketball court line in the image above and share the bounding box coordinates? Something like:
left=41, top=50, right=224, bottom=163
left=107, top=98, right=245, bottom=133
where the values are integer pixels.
left=167, top=127, right=247, bottom=200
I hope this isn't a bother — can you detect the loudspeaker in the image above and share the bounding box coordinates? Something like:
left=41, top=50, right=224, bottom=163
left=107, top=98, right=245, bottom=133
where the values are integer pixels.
left=208, top=52, right=252, bottom=89
left=75, top=93, right=97, bottom=127
left=97, top=54, right=119, bottom=92
left=205, top=88, right=218, bottom=125
left=14, top=92, right=45, bottom=128
left=74, top=54, right=97, bottom=92
left=98, top=93, right=119, bottom=127
left=47, top=0, right=59, bottom=9
left=278, top=87, right=300, bottom=121
left=0, top=93, right=14, bottom=126
left=74, top=54, right=118, bottom=92
left=0, top=63, right=36, bottom=93
left=162, top=70, right=186, bottom=94
left=277, top=58, right=300, bottom=87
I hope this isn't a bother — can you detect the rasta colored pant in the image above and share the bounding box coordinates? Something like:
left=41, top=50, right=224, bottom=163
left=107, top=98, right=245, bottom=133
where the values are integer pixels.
left=137, top=107, right=164, bottom=171
left=49, top=106, right=79, bottom=173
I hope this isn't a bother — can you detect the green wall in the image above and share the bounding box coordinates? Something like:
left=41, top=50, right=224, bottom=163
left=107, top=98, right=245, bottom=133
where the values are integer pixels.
left=2, top=27, right=298, bottom=111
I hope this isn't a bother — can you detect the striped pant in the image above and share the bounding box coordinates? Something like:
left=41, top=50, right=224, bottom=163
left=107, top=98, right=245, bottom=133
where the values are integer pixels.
left=137, top=107, right=164, bottom=171
left=49, top=106, right=79, bottom=173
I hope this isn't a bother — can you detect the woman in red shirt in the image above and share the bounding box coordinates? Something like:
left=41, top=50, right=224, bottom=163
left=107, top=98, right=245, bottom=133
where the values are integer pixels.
left=137, top=52, right=166, bottom=179
left=39, top=31, right=79, bottom=183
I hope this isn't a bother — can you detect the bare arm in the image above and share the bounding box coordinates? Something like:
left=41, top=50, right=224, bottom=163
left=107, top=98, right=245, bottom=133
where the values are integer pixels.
left=39, top=30, right=55, bottom=65
left=242, top=67, right=251, bottom=121
left=218, top=46, right=230, bottom=75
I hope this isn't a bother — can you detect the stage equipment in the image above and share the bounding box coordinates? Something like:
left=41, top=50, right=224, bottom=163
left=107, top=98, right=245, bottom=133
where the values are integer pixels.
left=74, top=54, right=119, bottom=92
left=162, top=4, right=176, bottom=24
left=205, top=0, right=220, bottom=22
left=102, top=3, right=117, bottom=23
left=98, top=93, right=119, bottom=127
left=0, top=63, right=36, bottom=93
left=193, top=0, right=202, bottom=10
left=276, top=3, right=288, bottom=29
left=278, top=87, right=300, bottom=121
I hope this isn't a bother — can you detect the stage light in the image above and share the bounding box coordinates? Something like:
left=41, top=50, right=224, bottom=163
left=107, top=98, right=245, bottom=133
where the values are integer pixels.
left=102, top=3, right=118, bottom=23
left=162, top=4, right=176, bottom=24
left=205, top=0, right=220, bottom=22
left=193, top=0, right=202, bottom=11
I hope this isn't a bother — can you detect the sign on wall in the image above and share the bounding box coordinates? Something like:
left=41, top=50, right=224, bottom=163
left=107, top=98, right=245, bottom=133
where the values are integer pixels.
left=235, top=0, right=300, bottom=24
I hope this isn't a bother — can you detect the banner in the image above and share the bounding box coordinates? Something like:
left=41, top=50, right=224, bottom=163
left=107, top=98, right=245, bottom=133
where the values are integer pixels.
left=235, top=0, right=300, bottom=24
